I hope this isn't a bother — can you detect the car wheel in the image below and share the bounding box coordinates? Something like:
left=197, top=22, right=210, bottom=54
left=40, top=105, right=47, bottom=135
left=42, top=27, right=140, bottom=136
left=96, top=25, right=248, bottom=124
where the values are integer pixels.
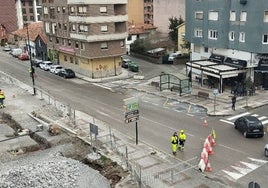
left=234, top=125, right=238, bottom=129
left=243, top=131, right=247, bottom=138
left=265, top=149, right=268, bottom=157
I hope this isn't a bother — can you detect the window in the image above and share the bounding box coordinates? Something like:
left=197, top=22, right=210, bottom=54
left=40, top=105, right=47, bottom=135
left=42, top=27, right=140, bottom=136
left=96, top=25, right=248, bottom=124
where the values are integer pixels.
left=240, top=11, right=247, bottom=22
left=29, top=8, right=33, bottom=13
left=62, top=7, right=66, bottom=13
left=127, top=35, right=132, bottom=41
left=195, top=11, right=203, bottom=20
left=101, top=25, right=108, bottom=32
left=56, top=38, right=59, bottom=44
left=75, top=41, right=79, bottom=48
left=194, top=28, right=203, bottom=38
left=81, top=42, right=85, bottom=50
left=239, top=32, right=245, bottom=42
left=64, top=23, right=67, bottom=30
left=264, top=11, right=268, bottom=22
left=208, top=30, right=218, bottom=39
left=204, top=47, right=208, bottom=53
left=101, top=42, right=108, bottom=49
left=68, top=40, right=71, bottom=46
left=78, top=6, right=87, bottom=13
left=57, top=6, right=60, bottom=13
left=64, top=55, right=67, bottom=61
left=70, top=57, right=74, bottom=64
left=44, top=6, right=48, bottom=14
left=49, top=37, right=53, bottom=42
left=230, top=11, right=236, bottom=21
left=100, top=6, right=107, bottom=13
left=120, top=41, right=124, bottom=47
left=229, top=31, right=235, bottom=41
left=263, top=34, right=268, bottom=44
left=45, top=22, right=50, bottom=33
left=58, top=23, right=61, bottom=29
left=30, top=16, right=34, bottom=21
left=72, top=24, right=76, bottom=31
left=79, top=25, right=88, bottom=32
left=22, top=8, right=26, bottom=14
left=208, top=11, right=218, bottom=21
left=70, top=6, right=75, bottom=13
left=52, top=23, right=57, bottom=34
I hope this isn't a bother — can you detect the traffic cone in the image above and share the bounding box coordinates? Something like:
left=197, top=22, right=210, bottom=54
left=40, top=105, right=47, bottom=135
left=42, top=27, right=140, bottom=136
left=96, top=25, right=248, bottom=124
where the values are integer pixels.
left=206, top=160, right=212, bottom=172
left=203, top=119, right=208, bottom=127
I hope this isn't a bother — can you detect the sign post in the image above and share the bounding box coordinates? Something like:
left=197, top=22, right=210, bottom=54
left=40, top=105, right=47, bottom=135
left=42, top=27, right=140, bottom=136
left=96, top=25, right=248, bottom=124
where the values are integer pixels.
left=213, top=88, right=218, bottom=114
left=124, top=97, right=139, bottom=145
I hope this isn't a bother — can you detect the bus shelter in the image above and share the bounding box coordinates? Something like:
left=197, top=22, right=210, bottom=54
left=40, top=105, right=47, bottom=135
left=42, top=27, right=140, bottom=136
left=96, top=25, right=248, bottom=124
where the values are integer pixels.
left=160, top=73, right=190, bottom=96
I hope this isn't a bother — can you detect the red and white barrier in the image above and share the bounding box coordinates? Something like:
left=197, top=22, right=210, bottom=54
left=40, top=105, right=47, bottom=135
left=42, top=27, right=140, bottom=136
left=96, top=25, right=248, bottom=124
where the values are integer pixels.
left=203, top=137, right=214, bottom=155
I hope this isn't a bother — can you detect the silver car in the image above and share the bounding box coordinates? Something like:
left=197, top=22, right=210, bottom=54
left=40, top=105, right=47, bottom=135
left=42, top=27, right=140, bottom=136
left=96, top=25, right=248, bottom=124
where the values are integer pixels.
left=265, top=144, right=268, bottom=157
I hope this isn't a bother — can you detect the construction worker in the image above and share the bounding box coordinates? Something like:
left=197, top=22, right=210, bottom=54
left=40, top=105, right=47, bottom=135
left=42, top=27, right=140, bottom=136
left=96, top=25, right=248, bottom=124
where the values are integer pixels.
left=171, top=132, right=178, bottom=155
left=178, top=129, right=186, bottom=151
left=0, top=89, right=5, bottom=108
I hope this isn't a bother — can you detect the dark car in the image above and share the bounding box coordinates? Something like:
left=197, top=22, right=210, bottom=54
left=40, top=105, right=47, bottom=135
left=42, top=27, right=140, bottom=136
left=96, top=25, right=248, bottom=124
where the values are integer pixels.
left=121, top=58, right=132, bottom=68
left=58, top=68, right=75, bottom=78
left=265, top=144, right=268, bottom=157
left=128, top=61, right=139, bottom=72
left=234, top=116, right=264, bottom=138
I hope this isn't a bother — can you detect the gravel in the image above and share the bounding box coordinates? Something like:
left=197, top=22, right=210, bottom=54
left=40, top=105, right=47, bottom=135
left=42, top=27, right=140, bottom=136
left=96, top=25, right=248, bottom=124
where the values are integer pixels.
left=0, top=147, right=110, bottom=188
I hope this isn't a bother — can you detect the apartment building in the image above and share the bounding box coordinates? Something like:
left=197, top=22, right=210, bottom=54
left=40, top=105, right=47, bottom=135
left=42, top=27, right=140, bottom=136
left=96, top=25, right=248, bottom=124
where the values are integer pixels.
left=42, top=0, right=128, bottom=78
left=185, top=0, right=268, bottom=91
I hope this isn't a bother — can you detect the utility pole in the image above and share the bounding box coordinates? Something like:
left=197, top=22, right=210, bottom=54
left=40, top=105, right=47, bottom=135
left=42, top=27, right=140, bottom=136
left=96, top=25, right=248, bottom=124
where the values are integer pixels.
left=25, top=23, right=36, bottom=95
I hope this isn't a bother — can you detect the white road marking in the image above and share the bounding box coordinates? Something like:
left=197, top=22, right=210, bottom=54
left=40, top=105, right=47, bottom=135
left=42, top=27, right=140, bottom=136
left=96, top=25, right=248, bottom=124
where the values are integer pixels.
left=92, top=83, right=112, bottom=90
left=261, top=119, right=268, bottom=125
left=218, top=144, right=250, bottom=155
left=222, top=170, right=243, bottom=180
left=227, top=112, right=250, bottom=121
left=251, top=114, right=259, bottom=117
left=96, top=110, right=111, bottom=118
left=248, top=157, right=268, bottom=164
left=219, top=119, right=234, bottom=125
left=258, top=116, right=267, bottom=120
left=240, top=161, right=259, bottom=170
left=231, top=166, right=251, bottom=175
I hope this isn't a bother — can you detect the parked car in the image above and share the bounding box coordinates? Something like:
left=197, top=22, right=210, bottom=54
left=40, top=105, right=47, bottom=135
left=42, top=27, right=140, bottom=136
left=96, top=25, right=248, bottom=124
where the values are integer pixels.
left=265, top=144, right=268, bottom=157
left=10, top=48, right=23, bottom=57
left=49, top=65, right=64, bottom=74
left=128, top=61, right=139, bottom=72
left=168, top=51, right=182, bottom=62
left=3, top=45, right=11, bottom=52
left=32, top=58, right=43, bottom=67
left=18, top=53, right=29, bottom=61
left=39, top=61, right=53, bottom=71
left=121, top=58, right=132, bottom=68
left=234, top=116, right=264, bottom=138
left=58, top=68, right=75, bottom=78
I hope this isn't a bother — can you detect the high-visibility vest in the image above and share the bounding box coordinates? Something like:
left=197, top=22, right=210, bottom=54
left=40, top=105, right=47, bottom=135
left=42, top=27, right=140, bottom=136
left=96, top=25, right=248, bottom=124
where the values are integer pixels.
left=171, top=135, right=178, bottom=145
left=179, top=133, right=186, bottom=141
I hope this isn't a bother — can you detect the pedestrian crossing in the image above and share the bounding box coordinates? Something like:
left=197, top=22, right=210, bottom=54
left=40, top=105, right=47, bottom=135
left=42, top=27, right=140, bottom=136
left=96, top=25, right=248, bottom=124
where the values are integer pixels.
left=220, top=112, right=268, bottom=126
left=216, top=157, right=267, bottom=181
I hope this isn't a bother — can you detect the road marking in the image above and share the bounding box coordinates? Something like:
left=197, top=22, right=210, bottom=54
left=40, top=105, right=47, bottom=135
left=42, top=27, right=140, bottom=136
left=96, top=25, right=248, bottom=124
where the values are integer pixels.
left=248, top=157, right=268, bottom=164
left=240, top=161, right=259, bottom=170
left=218, top=144, right=250, bottom=155
left=261, top=119, right=268, bottom=125
left=222, top=170, right=243, bottom=180
left=251, top=114, right=259, bottom=117
left=219, top=119, right=234, bottom=125
left=92, top=83, right=112, bottom=91
left=258, top=116, right=267, bottom=120
left=227, top=112, right=250, bottom=121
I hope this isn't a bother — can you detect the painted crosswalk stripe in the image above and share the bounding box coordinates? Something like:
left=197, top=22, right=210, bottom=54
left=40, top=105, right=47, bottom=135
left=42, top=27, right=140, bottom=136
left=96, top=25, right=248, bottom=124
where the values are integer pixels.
left=261, top=119, right=268, bottom=125
left=248, top=157, right=268, bottom=164
left=220, top=119, right=234, bottom=125
left=222, top=170, right=243, bottom=180
left=258, top=116, right=267, bottom=120
left=251, top=114, right=259, bottom=117
left=227, top=112, right=250, bottom=121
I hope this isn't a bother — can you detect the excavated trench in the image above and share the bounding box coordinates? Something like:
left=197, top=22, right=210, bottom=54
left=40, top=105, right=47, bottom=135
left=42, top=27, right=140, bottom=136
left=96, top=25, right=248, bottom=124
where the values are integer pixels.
left=0, top=112, right=127, bottom=188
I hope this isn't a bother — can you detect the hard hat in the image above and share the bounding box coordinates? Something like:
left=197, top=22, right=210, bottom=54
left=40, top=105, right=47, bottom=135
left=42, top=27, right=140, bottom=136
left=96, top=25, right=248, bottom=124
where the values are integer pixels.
left=180, top=130, right=184, bottom=133
left=174, top=132, right=177, bottom=135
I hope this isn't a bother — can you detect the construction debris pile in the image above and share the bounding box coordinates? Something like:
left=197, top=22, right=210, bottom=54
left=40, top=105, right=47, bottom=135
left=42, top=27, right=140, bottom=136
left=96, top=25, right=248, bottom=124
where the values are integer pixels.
left=0, top=149, right=110, bottom=188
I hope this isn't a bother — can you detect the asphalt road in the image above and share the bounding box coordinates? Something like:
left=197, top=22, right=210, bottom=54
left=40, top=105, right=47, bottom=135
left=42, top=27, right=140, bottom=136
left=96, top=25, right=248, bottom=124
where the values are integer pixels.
left=1, top=50, right=267, bottom=187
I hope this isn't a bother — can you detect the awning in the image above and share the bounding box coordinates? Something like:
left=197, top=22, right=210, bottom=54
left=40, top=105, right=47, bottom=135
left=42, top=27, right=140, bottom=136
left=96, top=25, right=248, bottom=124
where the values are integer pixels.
left=224, top=57, right=247, bottom=68
left=209, top=54, right=225, bottom=63
left=254, top=59, right=268, bottom=73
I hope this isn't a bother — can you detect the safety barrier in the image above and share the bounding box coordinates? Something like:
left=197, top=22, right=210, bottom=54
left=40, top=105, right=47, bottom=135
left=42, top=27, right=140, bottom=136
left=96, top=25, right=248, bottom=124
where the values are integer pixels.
left=198, top=128, right=216, bottom=172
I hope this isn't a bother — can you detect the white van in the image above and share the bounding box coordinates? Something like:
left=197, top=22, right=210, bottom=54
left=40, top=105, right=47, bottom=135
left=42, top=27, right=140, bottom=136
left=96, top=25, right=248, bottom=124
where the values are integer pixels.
left=10, top=48, right=23, bottom=57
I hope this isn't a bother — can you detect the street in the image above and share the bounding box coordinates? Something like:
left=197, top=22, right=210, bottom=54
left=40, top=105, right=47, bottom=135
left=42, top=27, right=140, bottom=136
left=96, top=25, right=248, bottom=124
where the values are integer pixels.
left=0, top=49, right=268, bottom=187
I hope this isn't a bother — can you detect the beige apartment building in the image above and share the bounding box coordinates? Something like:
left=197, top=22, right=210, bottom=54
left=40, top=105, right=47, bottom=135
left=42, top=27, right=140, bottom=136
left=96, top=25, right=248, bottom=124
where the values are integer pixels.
left=42, top=0, right=128, bottom=78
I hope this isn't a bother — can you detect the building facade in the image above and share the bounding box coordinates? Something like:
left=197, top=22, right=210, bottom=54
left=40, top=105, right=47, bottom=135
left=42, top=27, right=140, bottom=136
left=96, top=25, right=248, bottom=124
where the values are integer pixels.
left=42, top=0, right=128, bottom=78
left=185, top=0, right=268, bottom=90
left=128, top=0, right=144, bottom=24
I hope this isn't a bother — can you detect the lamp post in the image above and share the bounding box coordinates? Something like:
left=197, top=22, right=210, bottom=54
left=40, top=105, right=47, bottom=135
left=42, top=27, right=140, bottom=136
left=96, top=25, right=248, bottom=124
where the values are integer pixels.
left=25, top=23, right=36, bottom=95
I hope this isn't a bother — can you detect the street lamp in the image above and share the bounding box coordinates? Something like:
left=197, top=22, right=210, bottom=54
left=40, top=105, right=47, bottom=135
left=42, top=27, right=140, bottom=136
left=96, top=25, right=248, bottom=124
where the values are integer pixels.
left=25, top=23, right=36, bottom=95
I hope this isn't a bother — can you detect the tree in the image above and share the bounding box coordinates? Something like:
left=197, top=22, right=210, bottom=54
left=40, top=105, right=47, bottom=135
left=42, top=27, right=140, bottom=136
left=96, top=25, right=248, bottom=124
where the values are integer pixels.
left=168, top=16, right=184, bottom=47
left=130, top=39, right=146, bottom=53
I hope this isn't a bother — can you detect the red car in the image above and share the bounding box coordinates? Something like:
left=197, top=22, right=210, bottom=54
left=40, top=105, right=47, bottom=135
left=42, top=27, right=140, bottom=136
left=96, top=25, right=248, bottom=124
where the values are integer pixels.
left=18, top=53, right=29, bottom=61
